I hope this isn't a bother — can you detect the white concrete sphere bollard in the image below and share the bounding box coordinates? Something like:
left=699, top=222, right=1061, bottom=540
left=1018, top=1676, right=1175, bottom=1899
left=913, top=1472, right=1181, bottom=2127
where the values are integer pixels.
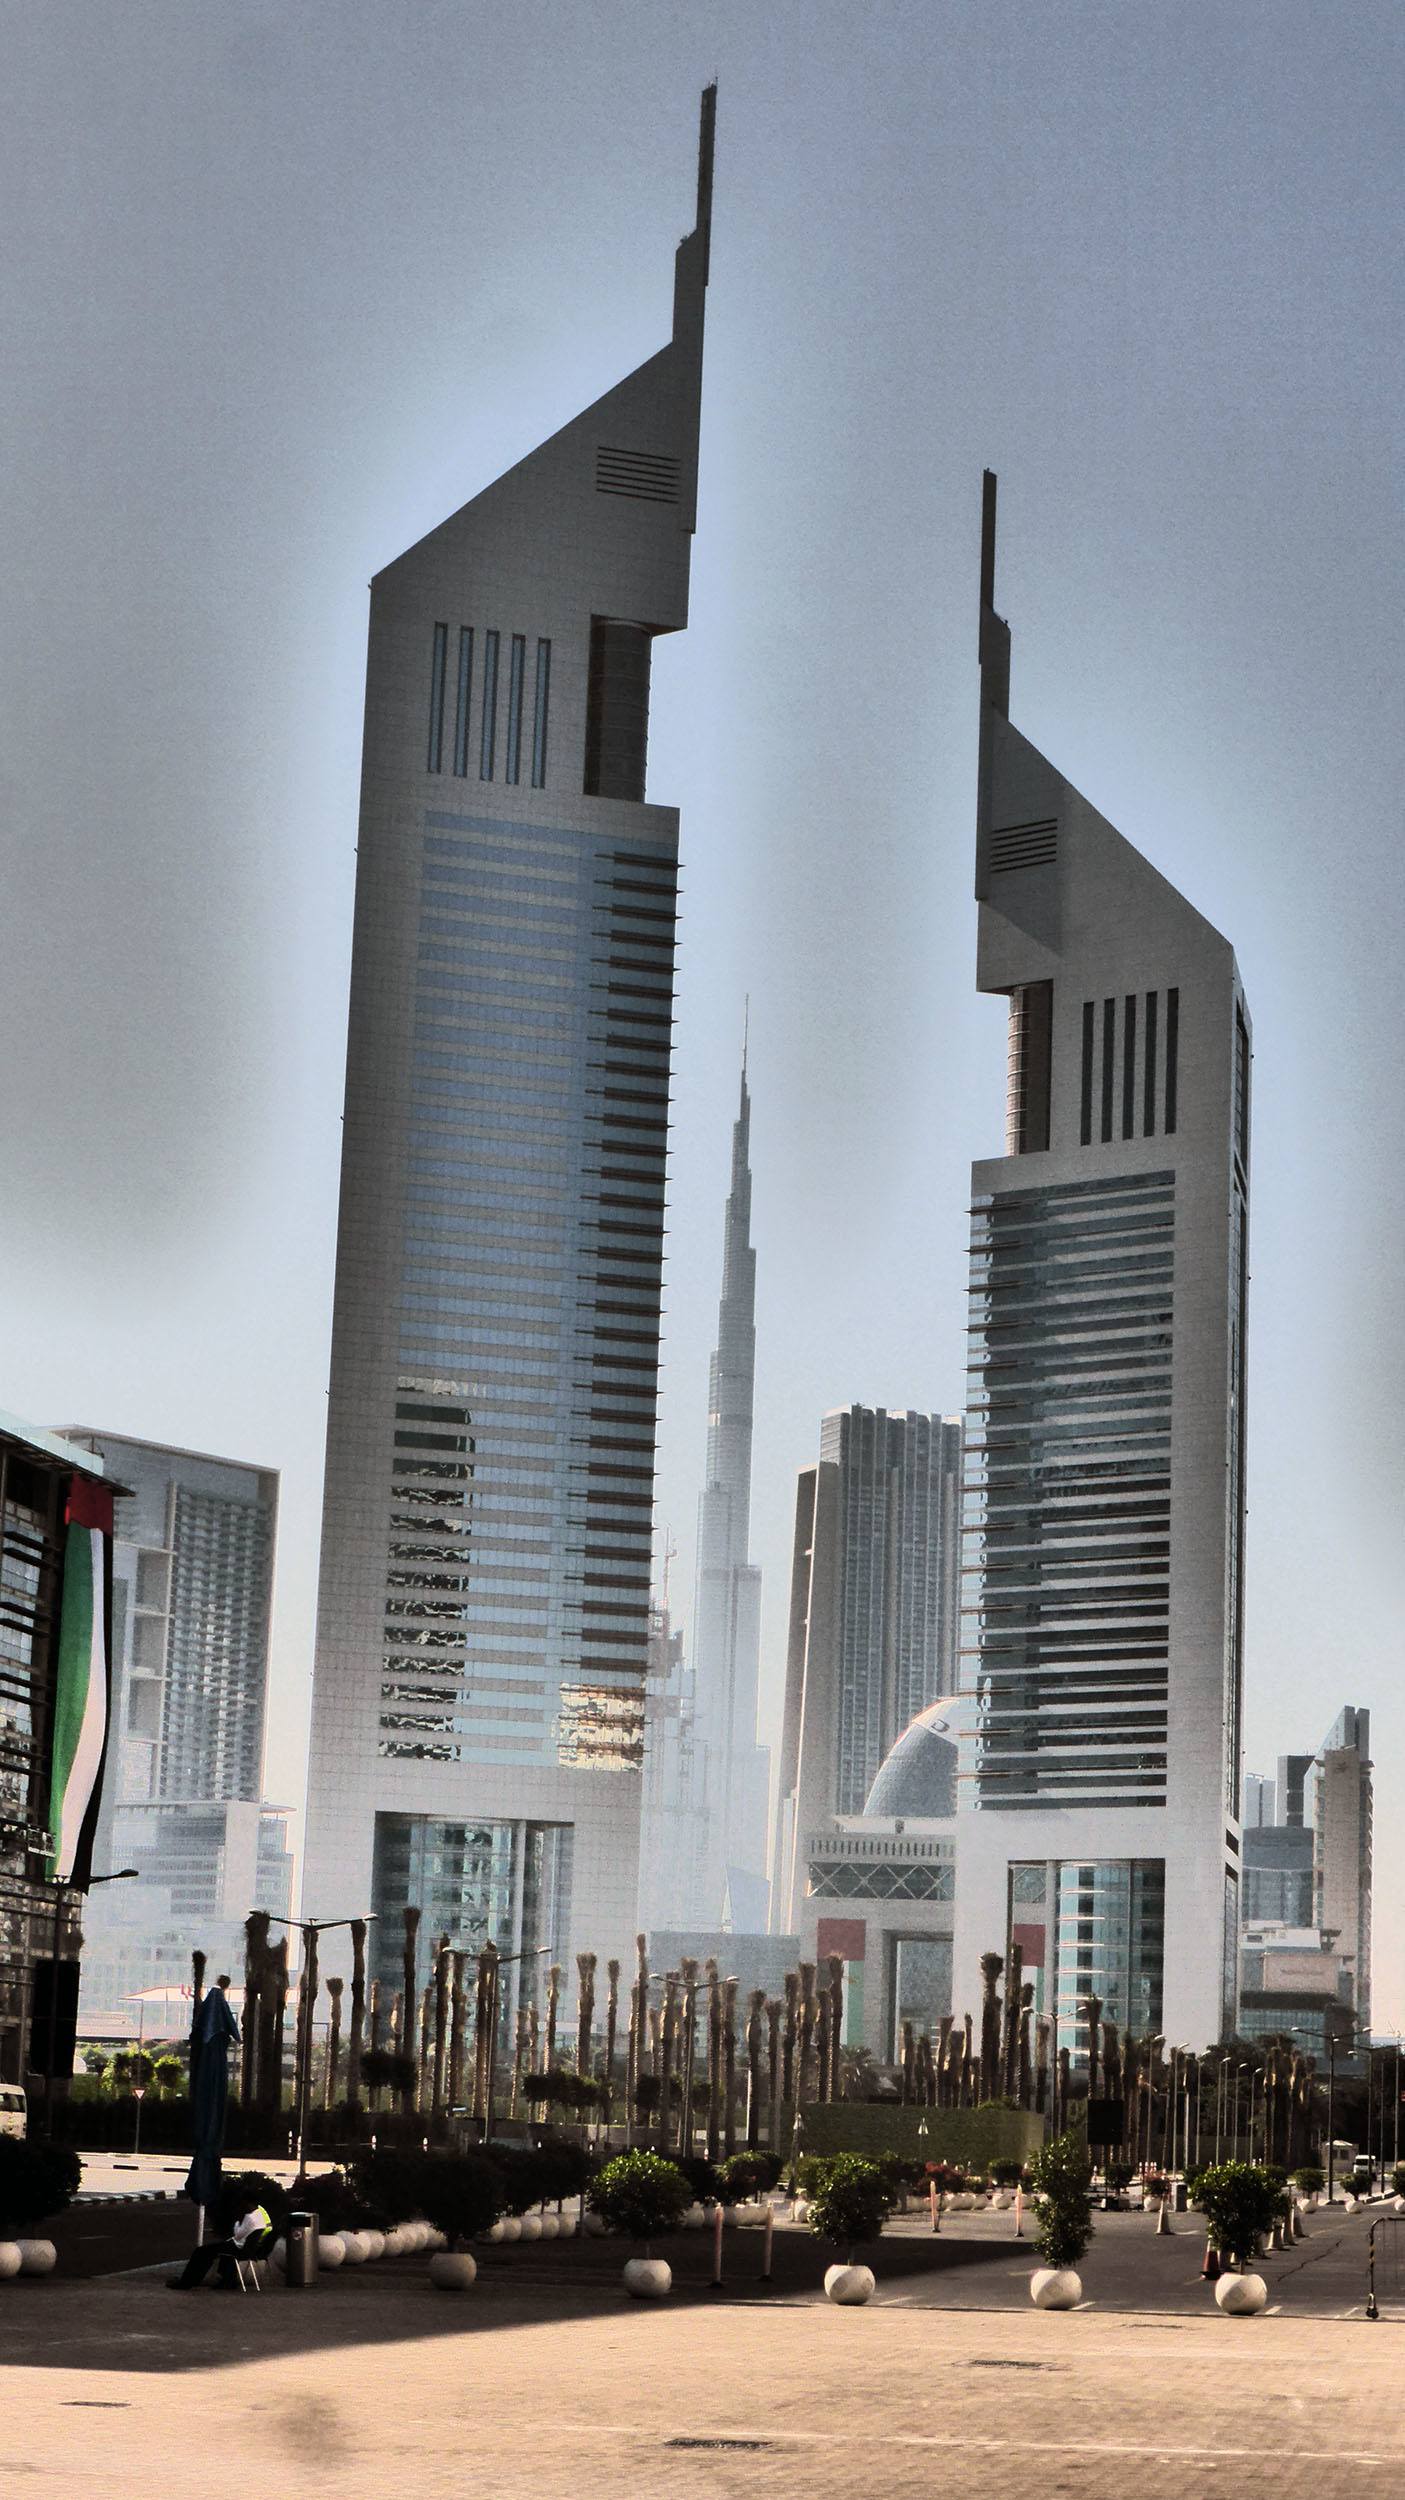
left=0, top=2244, right=22, bottom=2281
left=318, top=2234, right=346, bottom=2269
left=499, top=2215, right=523, bottom=2242
left=682, top=2203, right=706, bottom=2229
left=429, top=2250, right=478, bottom=2291
left=1215, top=2271, right=1268, bottom=2314
left=361, top=2229, right=387, bottom=2260
left=339, top=2231, right=371, bottom=2264
left=623, top=2256, right=672, bottom=2298
left=485, top=2219, right=506, bottom=2243
left=15, top=2239, right=57, bottom=2276
left=1344, top=2197, right=1359, bottom=2215
left=425, top=2228, right=447, bottom=2251
left=583, top=2212, right=609, bottom=2237
left=539, top=2212, right=560, bottom=2239
left=1030, top=2268, right=1082, bottom=2309
left=824, top=2264, right=876, bottom=2305
left=991, top=2190, right=1012, bottom=2211
left=791, top=2198, right=810, bottom=2225
left=518, top=2213, right=543, bottom=2242
left=557, top=2212, right=577, bottom=2237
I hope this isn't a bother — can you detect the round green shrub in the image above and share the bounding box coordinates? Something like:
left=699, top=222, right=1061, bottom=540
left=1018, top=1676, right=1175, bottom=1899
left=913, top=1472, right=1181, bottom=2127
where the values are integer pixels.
left=586, top=2151, right=691, bottom=2247
left=1195, top=2161, right=1281, bottom=2263
left=805, top=2154, right=894, bottom=2257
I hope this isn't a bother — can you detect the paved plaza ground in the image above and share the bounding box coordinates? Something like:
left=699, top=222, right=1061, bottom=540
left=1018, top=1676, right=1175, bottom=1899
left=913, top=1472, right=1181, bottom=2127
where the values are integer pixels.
left=8, top=2197, right=1405, bottom=2497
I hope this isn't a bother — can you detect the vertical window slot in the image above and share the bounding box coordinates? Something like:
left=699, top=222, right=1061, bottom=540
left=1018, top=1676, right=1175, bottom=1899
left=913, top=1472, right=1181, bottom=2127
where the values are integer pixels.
left=505, top=635, right=526, bottom=784
left=1143, top=991, right=1159, bottom=1137
left=531, top=639, right=551, bottom=788
left=479, top=631, right=499, bottom=780
left=453, top=628, right=473, bottom=778
left=1080, top=1002, right=1094, bottom=1147
left=1164, top=987, right=1179, bottom=1133
left=1100, top=999, right=1115, bottom=1143
left=1122, top=994, right=1137, bottom=1140
left=427, top=623, right=447, bottom=774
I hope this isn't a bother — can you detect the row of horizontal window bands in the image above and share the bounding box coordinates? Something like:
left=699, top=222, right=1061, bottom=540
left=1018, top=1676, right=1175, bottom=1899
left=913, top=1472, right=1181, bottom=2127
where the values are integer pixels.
left=428, top=625, right=551, bottom=788
left=1079, top=988, right=1179, bottom=1146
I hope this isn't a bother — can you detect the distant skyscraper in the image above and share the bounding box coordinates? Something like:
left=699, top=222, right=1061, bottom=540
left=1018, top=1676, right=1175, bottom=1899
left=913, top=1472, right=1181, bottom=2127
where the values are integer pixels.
left=954, top=472, right=1251, bottom=2052
left=688, top=1050, right=769, bottom=1921
left=1243, top=1772, right=1276, bottom=1829
left=771, top=1406, right=963, bottom=1934
left=302, top=94, right=717, bottom=2014
left=1313, top=1705, right=1371, bottom=2032
left=61, top=1429, right=289, bottom=2021
left=636, top=1594, right=710, bottom=1931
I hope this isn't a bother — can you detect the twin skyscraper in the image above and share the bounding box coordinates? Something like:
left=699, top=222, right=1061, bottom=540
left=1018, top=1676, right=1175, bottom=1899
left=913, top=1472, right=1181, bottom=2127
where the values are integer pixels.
left=302, top=91, right=1251, bottom=2058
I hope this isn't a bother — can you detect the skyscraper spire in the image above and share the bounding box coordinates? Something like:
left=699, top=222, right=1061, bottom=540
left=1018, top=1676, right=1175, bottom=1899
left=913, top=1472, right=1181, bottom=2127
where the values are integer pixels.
left=691, top=1040, right=770, bottom=1925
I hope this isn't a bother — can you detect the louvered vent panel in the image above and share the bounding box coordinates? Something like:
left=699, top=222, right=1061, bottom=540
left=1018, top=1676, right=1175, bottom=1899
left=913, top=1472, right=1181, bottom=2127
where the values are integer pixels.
left=596, top=446, right=681, bottom=504
left=990, top=818, right=1058, bottom=873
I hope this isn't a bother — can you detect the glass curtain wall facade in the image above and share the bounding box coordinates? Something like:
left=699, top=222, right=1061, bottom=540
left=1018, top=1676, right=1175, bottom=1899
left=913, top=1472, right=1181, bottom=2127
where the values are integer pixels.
left=303, top=95, right=717, bottom=1987
left=953, top=474, right=1250, bottom=2051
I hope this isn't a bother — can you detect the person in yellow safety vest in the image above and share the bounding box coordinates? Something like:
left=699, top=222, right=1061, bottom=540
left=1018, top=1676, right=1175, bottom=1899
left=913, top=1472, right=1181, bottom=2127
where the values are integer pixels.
left=168, top=2198, right=273, bottom=2291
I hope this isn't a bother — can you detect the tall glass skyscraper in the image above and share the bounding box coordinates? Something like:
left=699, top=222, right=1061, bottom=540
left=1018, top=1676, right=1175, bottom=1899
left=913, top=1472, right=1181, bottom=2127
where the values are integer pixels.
left=303, top=95, right=716, bottom=2008
left=953, top=474, right=1251, bottom=2051
left=770, top=1406, right=963, bottom=1934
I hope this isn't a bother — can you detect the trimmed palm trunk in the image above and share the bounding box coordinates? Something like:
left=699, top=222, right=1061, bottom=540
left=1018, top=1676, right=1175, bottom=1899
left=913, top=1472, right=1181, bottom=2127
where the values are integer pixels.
left=324, top=1975, right=344, bottom=2107
left=432, top=1934, right=452, bottom=2112
left=960, top=2012, right=975, bottom=2108
left=241, top=1913, right=268, bottom=2106
left=781, top=1972, right=799, bottom=2106
left=827, top=1956, right=845, bottom=2098
left=472, top=1947, right=493, bottom=2124
left=627, top=1935, right=649, bottom=2139
left=265, top=1933, right=289, bottom=2116
left=797, top=1962, right=817, bottom=2109
left=900, top=2020, right=916, bottom=2105
left=722, top=1977, right=739, bottom=2155
left=401, top=1907, right=422, bottom=2116
left=346, top=1918, right=367, bottom=2110
left=1035, top=2013, right=1051, bottom=2115
left=545, top=1963, right=561, bottom=2074
left=815, top=1989, right=831, bottom=2105
left=705, top=1961, right=723, bottom=2161
left=603, top=1957, right=620, bottom=2125
left=765, top=1998, right=782, bottom=2149
left=1002, top=1942, right=1024, bottom=2098
left=659, top=1971, right=679, bottom=2150
left=979, top=1952, right=1004, bottom=2101
left=1018, top=1984, right=1034, bottom=2108
left=1056, top=2046, right=1071, bottom=2134
left=449, top=1950, right=467, bottom=2110
left=418, top=1984, right=433, bottom=2113
left=932, top=2013, right=951, bottom=2109
left=367, top=1980, right=383, bottom=2111
left=576, top=1951, right=597, bottom=2088
left=1081, top=1994, right=1103, bottom=2105
left=745, top=1989, right=766, bottom=2149
left=679, top=1959, right=699, bottom=2155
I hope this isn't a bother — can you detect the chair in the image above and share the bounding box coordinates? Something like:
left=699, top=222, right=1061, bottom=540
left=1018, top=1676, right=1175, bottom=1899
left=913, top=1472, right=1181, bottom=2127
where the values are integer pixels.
left=233, top=2228, right=275, bottom=2292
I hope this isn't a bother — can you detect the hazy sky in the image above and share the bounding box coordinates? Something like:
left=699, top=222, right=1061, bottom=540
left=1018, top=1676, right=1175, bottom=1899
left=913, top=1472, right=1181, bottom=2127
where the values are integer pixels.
left=3, top=5, right=1401, bottom=2012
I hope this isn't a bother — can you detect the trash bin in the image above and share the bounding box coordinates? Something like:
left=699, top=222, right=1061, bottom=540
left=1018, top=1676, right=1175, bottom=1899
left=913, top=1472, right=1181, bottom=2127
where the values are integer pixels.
left=1173, top=2180, right=1188, bottom=2213
left=285, top=2210, right=319, bottom=2286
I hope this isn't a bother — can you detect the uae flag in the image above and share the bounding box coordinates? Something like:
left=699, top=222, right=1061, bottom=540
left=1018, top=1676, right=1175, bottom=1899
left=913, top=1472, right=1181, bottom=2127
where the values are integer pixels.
left=46, top=1472, right=115, bottom=1888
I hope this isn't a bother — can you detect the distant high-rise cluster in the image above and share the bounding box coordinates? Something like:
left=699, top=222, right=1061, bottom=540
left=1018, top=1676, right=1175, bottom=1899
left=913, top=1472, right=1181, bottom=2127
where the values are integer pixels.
left=1240, top=1706, right=1372, bottom=2057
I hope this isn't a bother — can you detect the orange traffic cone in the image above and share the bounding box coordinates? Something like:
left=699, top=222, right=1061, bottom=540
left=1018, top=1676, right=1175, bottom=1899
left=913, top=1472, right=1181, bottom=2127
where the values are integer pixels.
left=1201, top=2236, right=1221, bottom=2280
left=1156, top=2197, right=1172, bottom=2235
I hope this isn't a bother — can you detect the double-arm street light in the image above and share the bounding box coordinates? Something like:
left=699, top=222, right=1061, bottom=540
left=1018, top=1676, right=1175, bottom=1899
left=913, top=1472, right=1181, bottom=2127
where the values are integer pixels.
left=260, top=1912, right=377, bottom=2174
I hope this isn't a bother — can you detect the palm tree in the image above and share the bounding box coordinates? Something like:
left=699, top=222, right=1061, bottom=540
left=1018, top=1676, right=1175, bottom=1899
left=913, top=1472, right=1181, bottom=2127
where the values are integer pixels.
left=401, top=1907, right=421, bottom=2114
left=815, top=1989, right=831, bottom=2106
left=366, top=1979, right=383, bottom=2110
left=765, top=1997, right=783, bottom=2147
left=796, top=1963, right=817, bottom=2110
left=659, top=1970, right=679, bottom=2149
left=241, top=1911, right=269, bottom=2105
left=431, top=1934, right=452, bottom=2112
left=781, top=1971, right=799, bottom=2107
left=449, top=1949, right=467, bottom=2109
left=826, top=1956, right=845, bottom=2099
left=418, top=1982, right=433, bottom=2114
left=722, top=1977, right=739, bottom=2156
left=1081, top=1993, right=1103, bottom=2103
left=1035, top=2013, right=1052, bottom=2115
left=979, top=1952, right=1004, bottom=2100
left=936, top=2013, right=954, bottom=2109
left=1001, top=1942, right=1024, bottom=2098
left=627, top=1935, right=648, bottom=2138
left=576, top=1951, right=597, bottom=2086
left=705, top=1961, right=723, bottom=2161
left=679, top=1959, right=699, bottom=2153
left=744, top=1989, right=766, bottom=2150
left=603, top=1957, right=620, bottom=2125
left=267, top=1933, right=289, bottom=2116
left=345, top=1917, right=368, bottom=2110
left=1018, top=1984, right=1034, bottom=2109
left=324, top=1975, right=344, bottom=2107
left=545, top=1963, right=561, bottom=2074
left=900, top=2020, right=916, bottom=2105
left=960, top=2012, right=975, bottom=2108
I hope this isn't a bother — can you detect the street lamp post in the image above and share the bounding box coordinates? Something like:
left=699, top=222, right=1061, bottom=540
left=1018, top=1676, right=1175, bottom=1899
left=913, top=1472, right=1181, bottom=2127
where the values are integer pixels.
left=261, top=1912, right=376, bottom=2175
left=44, top=1866, right=138, bottom=2138
left=1216, top=2057, right=1230, bottom=2165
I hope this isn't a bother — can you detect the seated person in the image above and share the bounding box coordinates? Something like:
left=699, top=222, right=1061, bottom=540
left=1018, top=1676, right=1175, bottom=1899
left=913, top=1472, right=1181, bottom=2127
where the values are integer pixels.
left=169, top=2194, right=273, bottom=2290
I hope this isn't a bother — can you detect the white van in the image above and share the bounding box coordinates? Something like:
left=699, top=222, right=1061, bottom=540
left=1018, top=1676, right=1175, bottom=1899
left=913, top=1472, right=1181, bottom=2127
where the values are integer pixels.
left=0, top=2084, right=26, bottom=2139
